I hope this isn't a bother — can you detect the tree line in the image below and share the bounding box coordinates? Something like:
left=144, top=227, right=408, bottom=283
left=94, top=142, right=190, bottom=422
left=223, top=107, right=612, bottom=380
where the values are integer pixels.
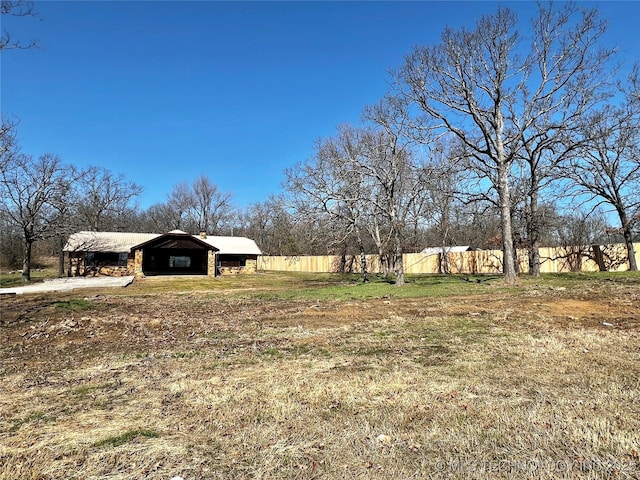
left=1, top=2, right=638, bottom=284
left=285, top=2, right=639, bottom=284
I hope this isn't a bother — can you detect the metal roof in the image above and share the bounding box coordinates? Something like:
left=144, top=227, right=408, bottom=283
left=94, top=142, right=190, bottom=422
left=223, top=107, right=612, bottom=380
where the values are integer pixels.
left=199, top=235, right=262, bottom=255
left=64, top=232, right=160, bottom=253
left=64, top=231, right=262, bottom=255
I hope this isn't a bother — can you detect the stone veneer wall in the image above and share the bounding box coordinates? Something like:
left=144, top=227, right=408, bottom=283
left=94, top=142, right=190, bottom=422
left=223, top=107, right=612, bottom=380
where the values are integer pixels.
left=127, top=255, right=135, bottom=275
left=69, top=249, right=258, bottom=277
left=245, top=258, right=257, bottom=273
left=68, top=253, right=83, bottom=276
left=207, top=251, right=216, bottom=277
left=67, top=252, right=135, bottom=277
left=91, top=266, right=130, bottom=276
left=134, top=249, right=144, bottom=277
left=218, top=257, right=257, bottom=275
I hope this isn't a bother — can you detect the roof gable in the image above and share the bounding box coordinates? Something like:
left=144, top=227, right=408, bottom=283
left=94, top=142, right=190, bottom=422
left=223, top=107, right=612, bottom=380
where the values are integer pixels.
left=131, top=232, right=217, bottom=251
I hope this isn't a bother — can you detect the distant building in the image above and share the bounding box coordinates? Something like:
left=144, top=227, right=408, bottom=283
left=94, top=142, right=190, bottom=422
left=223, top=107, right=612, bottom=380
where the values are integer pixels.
left=420, top=246, right=472, bottom=256
left=420, top=245, right=473, bottom=274
left=63, top=230, right=262, bottom=277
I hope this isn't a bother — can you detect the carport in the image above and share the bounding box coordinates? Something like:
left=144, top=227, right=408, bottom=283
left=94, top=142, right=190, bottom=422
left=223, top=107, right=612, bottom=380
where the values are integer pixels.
left=131, top=230, right=218, bottom=277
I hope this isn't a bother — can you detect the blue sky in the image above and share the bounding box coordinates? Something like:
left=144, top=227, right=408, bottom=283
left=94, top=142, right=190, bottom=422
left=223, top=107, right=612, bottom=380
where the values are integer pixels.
left=2, top=1, right=639, bottom=210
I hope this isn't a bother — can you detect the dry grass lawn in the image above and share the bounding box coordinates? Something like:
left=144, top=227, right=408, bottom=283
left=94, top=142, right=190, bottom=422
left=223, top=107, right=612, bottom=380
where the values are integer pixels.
left=1, top=272, right=639, bottom=479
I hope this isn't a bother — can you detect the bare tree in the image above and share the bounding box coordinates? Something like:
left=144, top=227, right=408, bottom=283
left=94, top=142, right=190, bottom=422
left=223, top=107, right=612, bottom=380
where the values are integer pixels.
left=422, top=138, right=468, bottom=273
left=398, top=8, right=523, bottom=283
left=165, top=181, right=193, bottom=231
left=396, top=3, right=616, bottom=283
left=285, top=125, right=373, bottom=282
left=564, top=101, right=640, bottom=271
left=0, top=118, right=23, bottom=269
left=187, top=175, right=233, bottom=234
left=513, top=2, right=615, bottom=276
left=75, top=166, right=143, bottom=231
left=0, top=209, right=21, bottom=268
left=143, top=202, right=185, bottom=233
left=1, top=0, right=37, bottom=50
left=362, top=96, right=429, bottom=286
left=0, top=117, right=20, bottom=169
left=241, top=195, right=304, bottom=256
left=286, top=102, right=429, bottom=287
left=551, top=209, right=608, bottom=272
left=148, top=176, right=234, bottom=235
left=0, top=153, right=76, bottom=281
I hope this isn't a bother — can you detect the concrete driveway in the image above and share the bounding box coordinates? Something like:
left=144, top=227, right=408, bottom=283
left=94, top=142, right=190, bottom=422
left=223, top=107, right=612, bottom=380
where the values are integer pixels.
left=0, top=276, right=135, bottom=295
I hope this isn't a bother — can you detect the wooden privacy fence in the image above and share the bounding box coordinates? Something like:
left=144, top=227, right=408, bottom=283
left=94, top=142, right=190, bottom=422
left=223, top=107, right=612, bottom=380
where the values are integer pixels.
left=258, top=243, right=640, bottom=275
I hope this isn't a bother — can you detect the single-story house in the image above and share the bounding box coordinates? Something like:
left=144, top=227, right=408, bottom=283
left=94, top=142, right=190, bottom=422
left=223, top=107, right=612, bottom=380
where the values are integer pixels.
left=63, top=230, right=262, bottom=277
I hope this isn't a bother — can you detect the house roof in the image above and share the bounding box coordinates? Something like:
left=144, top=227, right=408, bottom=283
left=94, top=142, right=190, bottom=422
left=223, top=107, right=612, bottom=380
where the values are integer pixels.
left=199, top=236, right=262, bottom=255
left=420, top=246, right=471, bottom=256
left=64, top=232, right=160, bottom=253
left=64, top=231, right=262, bottom=255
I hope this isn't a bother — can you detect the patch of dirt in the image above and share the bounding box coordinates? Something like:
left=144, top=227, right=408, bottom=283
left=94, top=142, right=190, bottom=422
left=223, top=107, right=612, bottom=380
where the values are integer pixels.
left=1, top=282, right=638, bottom=376
left=402, top=288, right=640, bottom=330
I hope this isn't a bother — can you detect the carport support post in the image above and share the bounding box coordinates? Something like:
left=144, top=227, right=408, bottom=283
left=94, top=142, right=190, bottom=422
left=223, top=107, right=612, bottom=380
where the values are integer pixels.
left=208, top=250, right=216, bottom=277
left=134, top=249, right=144, bottom=277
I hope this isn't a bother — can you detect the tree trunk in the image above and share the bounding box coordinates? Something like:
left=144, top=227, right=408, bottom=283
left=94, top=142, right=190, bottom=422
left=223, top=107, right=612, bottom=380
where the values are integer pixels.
left=438, top=253, right=446, bottom=274
left=379, top=251, right=390, bottom=275
left=22, top=239, right=32, bottom=282
left=359, top=249, right=369, bottom=283
left=354, top=226, right=369, bottom=283
left=498, top=164, right=517, bottom=284
left=494, top=97, right=517, bottom=284
left=58, top=236, right=65, bottom=277
left=529, top=243, right=541, bottom=276
left=338, top=255, right=347, bottom=273
left=624, top=235, right=637, bottom=271
left=394, top=254, right=405, bottom=286
left=393, top=230, right=404, bottom=286
left=619, top=210, right=638, bottom=271
left=440, top=240, right=450, bottom=274
left=528, top=188, right=541, bottom=277
left=592, top=245, right=608, bottom=272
